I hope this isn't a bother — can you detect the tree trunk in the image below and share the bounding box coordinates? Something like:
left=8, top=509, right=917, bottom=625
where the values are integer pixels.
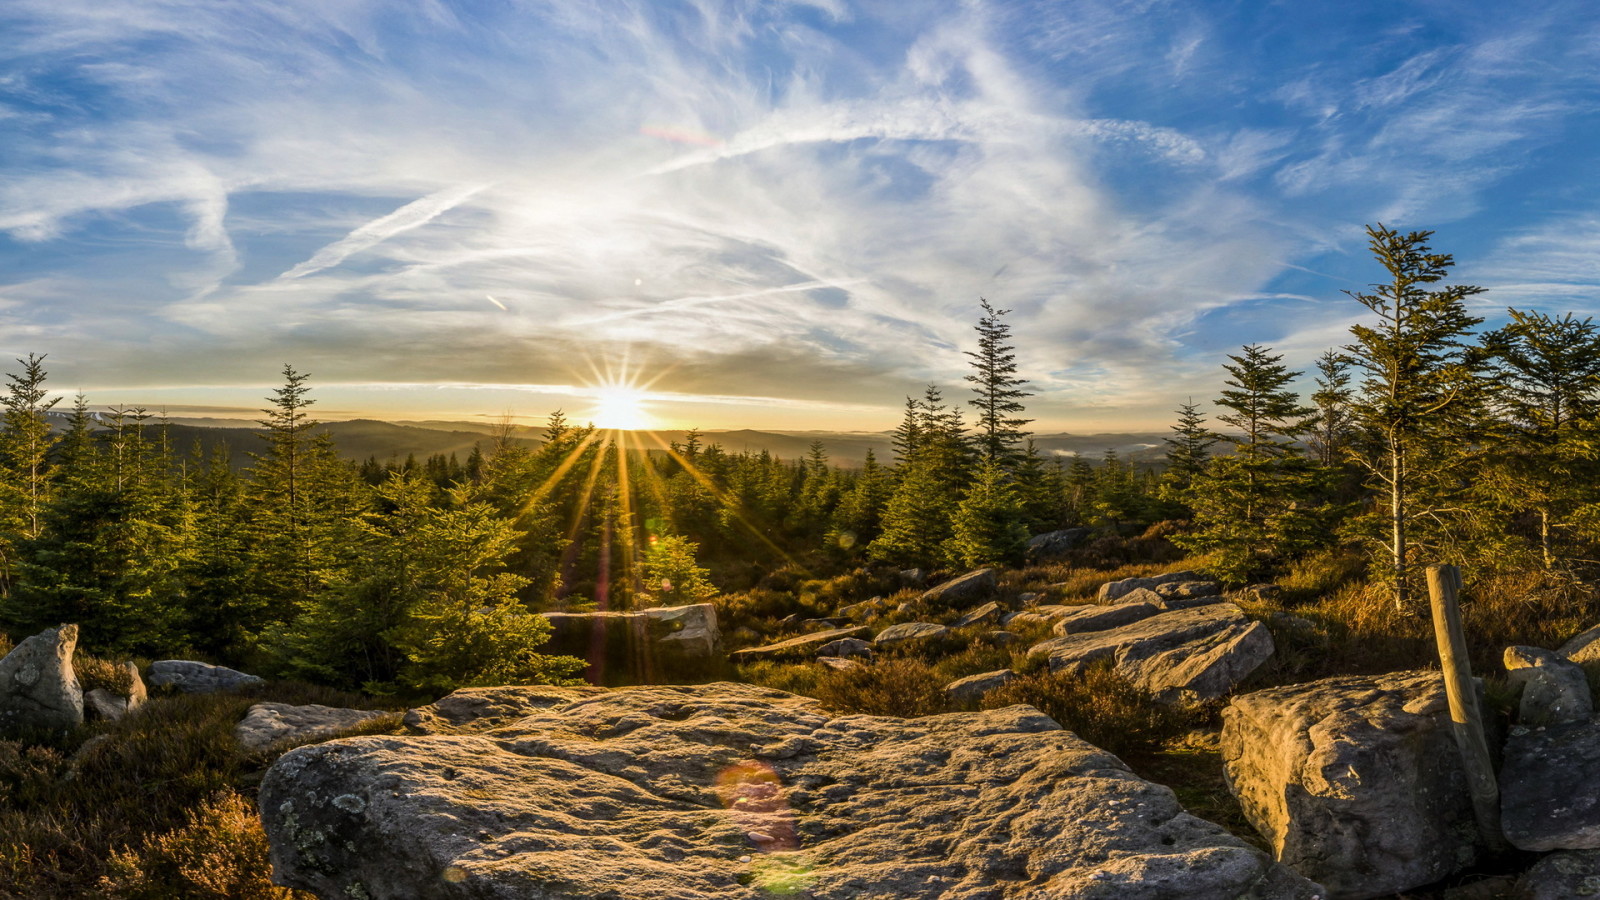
left=1391, top=442, right=1409, bottom=612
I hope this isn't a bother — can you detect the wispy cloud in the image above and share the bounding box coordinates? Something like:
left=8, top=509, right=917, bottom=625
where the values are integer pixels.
left=279, top=184, right=488, bottom=279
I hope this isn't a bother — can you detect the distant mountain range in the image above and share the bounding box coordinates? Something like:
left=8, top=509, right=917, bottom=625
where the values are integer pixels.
left=47, top=413, right=1172, bottom=469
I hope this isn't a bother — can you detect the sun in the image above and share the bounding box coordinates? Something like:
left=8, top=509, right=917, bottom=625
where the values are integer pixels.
left=588, top=385, right=653, bottom=431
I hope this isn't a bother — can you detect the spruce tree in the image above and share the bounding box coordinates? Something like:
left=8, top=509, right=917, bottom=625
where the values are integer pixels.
left=0, top=354, right=61, bottom=549
left=1345, top=225, right=1485, bottom=610
left=947, top=459, right=1030, bottom=567
left=1158, top=399, right=1215, bottom=510
left=965, top=299, right=1033, bottom=466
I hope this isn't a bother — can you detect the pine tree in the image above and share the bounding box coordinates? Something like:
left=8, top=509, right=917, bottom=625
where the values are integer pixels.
left=1307, top=351, right=1356, bottom=468
left=946, top=459, right=1029, bottom=567
left=965, top=299, right=1033, bottom=466
left=1345, top=225, right=1485, bottom=610
left=0, top=354, right=61, bottom=551
left=869, top=387, right=972, bottom=566
left=640, top=534, right=718, bottom=606
left=1158, top=399, right=1215, bottom=510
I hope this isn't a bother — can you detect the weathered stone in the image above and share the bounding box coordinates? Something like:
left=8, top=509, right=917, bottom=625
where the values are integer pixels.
left=814, top=638, right=872, bottom=660
left=1505, top=645, right=1593, bottom=725
left=981, top=630, right=1021, bottom=647
left=898, top=567, right=927, bottom=586
left=1029, top=603, right=1274, bottom=699
left=943, top=669, right=1017, bottom=702
left=261, top=683, right=1322, bottom=900
left=542, top=603, right=722, bottom=666
left=837, top=597, right=889, bottom=621
left=1236, top=584, right=1283, bottom=603
left=1153, top=580, right=1222, bottom=602
left=236, top=702, right=392, bottom=753
left=729, top=626, right=872, bottom=662
left=146, top=660, right=264, bottom=693
left=815, top=657, right=863, bottom=672
left=1562, top=625, right=1600, bottom=666
left=1222, top=670, right=1478, bottom=900
left=1016, top=592, right=1043, bottom=608
left=1050, top=602, right=1160, bottom=636
left=1024, top=527, right=1091, bottom=562
left=1097, top=570, right=1207, bottom=603
left=0, top=625, right=83, bottom=733
left=402, top=685, right=609, bottom=735
left=917, top=568, right=997, bottom=607
left=1515, top=849, right=1600, bottom=898
left=1502, top=716, right=1600, bottom=852
left=802, top=618, right=849, bottom=631
left=1107, top=587, right=1166, bottom=607
left=84, top=688, right=128, bottom=721
left=873, top=622, right=948, bottom=645
left=950, top=601, right=1005, bottom=629
left=124, top=662, right=147, bottom=710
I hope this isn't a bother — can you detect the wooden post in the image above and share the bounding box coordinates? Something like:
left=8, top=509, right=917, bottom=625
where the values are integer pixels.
left=1427, top=565, right=1506, bottom=852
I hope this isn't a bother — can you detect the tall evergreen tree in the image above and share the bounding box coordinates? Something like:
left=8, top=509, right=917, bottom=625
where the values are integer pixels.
left=947, top=459, right=1029, bottom=567
left=1345, top=225, right=1485, bottom=610
left=0, top=354, right=61, bottom=551
left=965, top=299, right=1033, bottom=466
left=1307, top=351, right=1356, bottom=468
left=1158, top=399, right=1215, bottom=509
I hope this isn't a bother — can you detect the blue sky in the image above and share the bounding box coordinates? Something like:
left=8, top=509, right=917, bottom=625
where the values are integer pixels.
left=3, top=0, right=1598, bottom=432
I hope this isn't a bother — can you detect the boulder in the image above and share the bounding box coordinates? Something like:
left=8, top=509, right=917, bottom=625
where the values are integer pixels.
left=1515, top=849, right=1600, bottom=898
left=837, top=597, right=889, bottom=621
left=541, top=603, right=722, bottom=668
left=402, top=685, right=609, bottom=735
left=943, top=669, right=1017, bottom=703
left=261, top=683, right=1322, bottom=900
left=1050, top=602, right=1160, bottom=636
left=1107, top=587, right=1167, bottom=607
left=146, top=660, right=264, bottom=693
left=0, top=625, right=83, bottom=733
left=918, top=568, right=997, bottom=607
left=1221, top=671, right=1478, bottom=899
left=1028, top=603, right=1274, bottom=699
left=873, top=622, right=948, bottom=646
left=981, top=630, right=1022, bottom=647
left=729, top=626, right=872, bottom=662
left=1505, top=645, right=1593, bottom=725
left=1024, top=527, right=1091, bottom=562
left=802, top=618, right=850, bottom=631
left=1015, top=592, right=1043, bottom=608
left=84, top=688, right=129, bottom=721
left=124, top=662, right=147, bottom=710
left=950, top=601, right=1005, bottom=629
left=1502, top=716, right=1600, bottom=852
left=1153, top=580, right=1222, bottom=602
left=1562, top=625, right=1600, bottom=666
left=236, top=702, right=392, bottom=753
left=815, top=657, right=863, bottom=672
left=1097, top=570, right=1207, bottom=603
left=814, top=638, right=872, bottom=660
left=897, top=568, right=927, bottom=586
left=1236, top=584, right=1283, bottom=604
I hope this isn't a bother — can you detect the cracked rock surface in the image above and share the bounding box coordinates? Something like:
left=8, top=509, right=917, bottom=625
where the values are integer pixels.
left=261, top=683, right=1320, bottom=900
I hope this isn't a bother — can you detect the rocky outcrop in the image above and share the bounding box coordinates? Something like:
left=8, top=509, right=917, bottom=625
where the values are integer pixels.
left=236, top=702, right=392, bottom=753
left=1024, top=527, right=1091, bottom=562
left=836, top=597, right=890, bottom=621
left=261, top=683, right=1321, bottom=900
left=147, top=660, right=264, bottom=693
left=1562, top=625, right=1600, bottom=666
left=729, top=626, right=871, bottom=661
left=1028, top=603, right=1273, bottom=699
left=0, top=625, right=83, bottom=734
left=950, top=601, right=1006, bottom=629
left=1502, top=716, right=1600, bottom=852
left=1505, top=645, right=1593, bottom=725
left=1221, top=671, right=1478, bottom=900
left=814, top=638, right=872, bottom=660
left=917, top=568, right=997, bottom=607
left=1515, top=849, right=1600, bottom=898
left=943, top=669, right=1016, bottom=703
left=542, top=604, right=722, bottom=672
left=873, top=622, right=948, bottom=646
left=1097, top=571, right=1207, bottom=604
left=1050, top=602, right=1160, bottom=636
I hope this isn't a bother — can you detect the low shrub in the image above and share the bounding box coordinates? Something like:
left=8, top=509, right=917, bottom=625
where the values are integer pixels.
left=812, top=658, right=949, bottom=718
left=98, top=792, right=297, bottom=899
left=75, top=653, right=137, bottom=698
left=981, top=664, right=1197, bottom=757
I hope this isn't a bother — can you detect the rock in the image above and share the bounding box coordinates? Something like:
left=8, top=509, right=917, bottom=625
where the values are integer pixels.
left=815, top=657, right=863, bottom=672
left=1153, top=580, right=1222, bottom=602
left=1024, top=527, right=1092, bottom=562
left=918, top=568, right=997, bottom=608
left=950, top=601, right=1006, bottom=629
left=1222, top=670, right=1479, bottom=899
left=802, top=618, right=849, bottom=631
left=897, top=567, right=927, bottom=586
left=837, top=597, right=889, bottom=621
left=778, top=613, right=803, bottom=629
left=236, top=702, right=391, bottom=753
left=1505, top=645, right=1593, bottom=725
left=1562, top=625, right=1600, bottom=666
left=402, top=685, right=609, bottom=735
left=146, top=660, right=264, bottom=694
left=1515, top=849, right=1600, bottom=898
left=1016, top=592, right=1043, bottom=608
left=1237, top=584, right=1283, bottom=603
left=124, top=662, right=147, bottom=710
left=84, top=688, right=129, bottom=721
left=0, top=625, right=83, bottom=733
left=944, top=669, right=1017, bottom=702
left=261, top=683, right=1323, bottom=900
left=729, top=626, right=872, bottom=662
left=873, top=622, right=948, bottom=646
left=1050, top=602, right=1160, bottom=636
left=1107, top=586, right=1167, bottom=607
left=981, top=630, right=1021, bottom=647
left=814, top=638, right=873, bottom=660
left=1502, top=716, right=1600, bottom=851
left=1097, top=570, right=1207, bottom=603
left=1028, top=603, right=1274, bottom=699
left=542, top=604, right=722, bottom=667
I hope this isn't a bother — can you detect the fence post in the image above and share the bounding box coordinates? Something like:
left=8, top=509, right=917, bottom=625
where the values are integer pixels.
left=1426, top=564, right=1506, bottom=852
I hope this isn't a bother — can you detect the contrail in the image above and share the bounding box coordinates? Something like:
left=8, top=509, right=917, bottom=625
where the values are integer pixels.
left=279, top=183, right=488, bottom=279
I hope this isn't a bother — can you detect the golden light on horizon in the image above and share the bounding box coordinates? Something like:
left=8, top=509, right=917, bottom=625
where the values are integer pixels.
left=587, top=385, right=654, bottom=431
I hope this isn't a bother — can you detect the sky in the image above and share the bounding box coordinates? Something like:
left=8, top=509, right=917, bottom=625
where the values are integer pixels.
left=3, top=0, right=1600, bottom=433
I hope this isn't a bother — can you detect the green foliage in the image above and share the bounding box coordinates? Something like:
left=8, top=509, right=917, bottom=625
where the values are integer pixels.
left=946, top=459, right=1029, bottom=568
left=811, top=657, right=949, bottom=718
left=965, top=299, right=1033, bottom=466
left=640, top=534, right=719, bottom=606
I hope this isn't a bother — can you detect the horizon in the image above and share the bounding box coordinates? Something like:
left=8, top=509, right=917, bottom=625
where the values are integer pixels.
left=5, top=2, right=1600, bottom=432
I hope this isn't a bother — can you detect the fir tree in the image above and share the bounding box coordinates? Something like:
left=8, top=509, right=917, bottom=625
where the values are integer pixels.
left=947, top=459, right=1029, bottom=567
left=965, top=299, right=1033, bottom=466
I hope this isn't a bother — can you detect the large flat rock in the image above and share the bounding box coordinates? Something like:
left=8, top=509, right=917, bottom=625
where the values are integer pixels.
left=261, top=683, right=1321, bottom=900
left=1222, top=671, right=1478, bottom=900
left=1027, top=603, right=1273, bottom=699
left=728, top=626, right=871, bottom=661
left=1502, top=716, right=1600, bottom=852
left=542, top=603, right=722, bottom=669
left=236, top=702, right=392, bottom=752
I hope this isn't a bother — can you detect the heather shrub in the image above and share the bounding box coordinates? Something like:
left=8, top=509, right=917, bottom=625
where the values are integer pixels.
left=99, top=792, right=300, bottom=899
left=981, top=664, right=1196, bottom=756
left=812, top=657, right=948, bottom=718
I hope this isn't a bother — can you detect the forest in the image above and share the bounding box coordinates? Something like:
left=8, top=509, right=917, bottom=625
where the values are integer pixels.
left=0, top=224, right=1598, bottom=698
